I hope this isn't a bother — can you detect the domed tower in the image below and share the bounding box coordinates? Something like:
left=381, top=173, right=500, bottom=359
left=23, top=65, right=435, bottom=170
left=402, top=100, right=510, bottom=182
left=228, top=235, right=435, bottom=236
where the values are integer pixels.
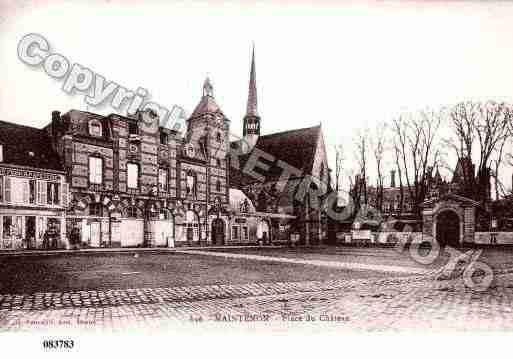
left=242, top=45, right=261, bottom=149
left=186, top=77, right=230, bottom=162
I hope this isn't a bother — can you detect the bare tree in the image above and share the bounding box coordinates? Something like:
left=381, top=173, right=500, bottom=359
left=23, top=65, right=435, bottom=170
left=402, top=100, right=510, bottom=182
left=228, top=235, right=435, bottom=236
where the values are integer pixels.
left=354, top=129, right=369, bottom=208
left=447, top=101, right=512, bottom=202
left=372, top=123, right=387, bottom=212
left=392, top=109, right=442, bottom=216
left=333, top=144, right=344, bottom=197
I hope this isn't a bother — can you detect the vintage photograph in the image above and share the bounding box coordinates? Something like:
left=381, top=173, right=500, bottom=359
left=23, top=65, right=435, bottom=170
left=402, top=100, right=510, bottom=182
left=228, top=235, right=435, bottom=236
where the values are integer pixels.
left=1, top=0, right=513, bottom=349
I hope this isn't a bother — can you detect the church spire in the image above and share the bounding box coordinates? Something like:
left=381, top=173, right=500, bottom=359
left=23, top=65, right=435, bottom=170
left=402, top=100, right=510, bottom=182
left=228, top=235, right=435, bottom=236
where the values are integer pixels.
left=243, top=44, right=261, bottom=141
left=246, top=44, right=258, bottom=117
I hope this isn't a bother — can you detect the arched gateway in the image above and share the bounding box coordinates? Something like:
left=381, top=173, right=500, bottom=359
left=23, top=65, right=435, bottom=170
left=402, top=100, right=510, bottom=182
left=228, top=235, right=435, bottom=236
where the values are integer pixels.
left=422, top=193, right=479, bottom=247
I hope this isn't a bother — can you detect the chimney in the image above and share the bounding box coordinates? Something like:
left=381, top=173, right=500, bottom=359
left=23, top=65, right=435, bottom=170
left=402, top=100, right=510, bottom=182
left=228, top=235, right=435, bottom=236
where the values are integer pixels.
left=391, top=170, right=396, bottom=188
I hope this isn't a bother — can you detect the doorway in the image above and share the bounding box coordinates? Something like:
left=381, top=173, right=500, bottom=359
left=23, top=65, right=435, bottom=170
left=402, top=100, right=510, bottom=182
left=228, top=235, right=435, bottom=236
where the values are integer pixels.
left=25, top=216, right=36, bottom=249
left=436, top=210, right=460, bottom=247
left=211, top=218, right=225, bottom=245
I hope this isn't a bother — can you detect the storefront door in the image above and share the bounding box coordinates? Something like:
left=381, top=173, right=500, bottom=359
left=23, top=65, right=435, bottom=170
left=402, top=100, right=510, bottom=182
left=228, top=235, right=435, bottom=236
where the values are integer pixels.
left=25, top=216, right=36, bottom=249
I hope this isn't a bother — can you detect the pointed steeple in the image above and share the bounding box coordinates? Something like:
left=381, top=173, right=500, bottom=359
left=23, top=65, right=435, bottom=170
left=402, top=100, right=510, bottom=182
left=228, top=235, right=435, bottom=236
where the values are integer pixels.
left=246, top=44, right=258, bottom=117
left=243, top=44, right=261, bottom=141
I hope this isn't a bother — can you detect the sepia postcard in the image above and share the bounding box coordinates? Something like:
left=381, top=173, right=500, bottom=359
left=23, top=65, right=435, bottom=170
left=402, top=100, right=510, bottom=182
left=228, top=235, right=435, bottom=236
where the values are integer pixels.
left=0, top=0, right=512, bottom=356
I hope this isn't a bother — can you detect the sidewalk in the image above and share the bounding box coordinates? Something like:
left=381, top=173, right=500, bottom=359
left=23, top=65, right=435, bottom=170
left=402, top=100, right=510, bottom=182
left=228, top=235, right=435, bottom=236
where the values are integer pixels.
left=0, top=245, right=276, bottom=257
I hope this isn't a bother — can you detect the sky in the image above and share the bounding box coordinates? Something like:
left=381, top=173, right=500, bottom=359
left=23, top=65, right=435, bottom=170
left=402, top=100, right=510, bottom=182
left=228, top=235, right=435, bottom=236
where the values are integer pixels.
left=2, top=0, right=513, bottom=192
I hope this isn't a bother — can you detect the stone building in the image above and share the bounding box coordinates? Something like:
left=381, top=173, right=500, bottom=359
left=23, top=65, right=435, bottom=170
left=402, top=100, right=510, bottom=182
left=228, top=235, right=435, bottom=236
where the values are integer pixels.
left=47, top=79, right=230, bottom=248
left=0, top=48, right=330, bottom=249
left=0, top=120, right=68, bottom=250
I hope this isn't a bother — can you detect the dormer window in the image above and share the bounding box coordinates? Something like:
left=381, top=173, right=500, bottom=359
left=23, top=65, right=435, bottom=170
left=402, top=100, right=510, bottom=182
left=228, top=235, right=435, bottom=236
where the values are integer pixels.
left=88, top=120, right=102, bottom=137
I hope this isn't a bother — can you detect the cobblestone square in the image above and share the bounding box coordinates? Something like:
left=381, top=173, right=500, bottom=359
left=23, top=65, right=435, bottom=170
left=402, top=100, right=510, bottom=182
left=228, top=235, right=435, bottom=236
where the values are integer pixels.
left=0, top=247, right=512, bottom=332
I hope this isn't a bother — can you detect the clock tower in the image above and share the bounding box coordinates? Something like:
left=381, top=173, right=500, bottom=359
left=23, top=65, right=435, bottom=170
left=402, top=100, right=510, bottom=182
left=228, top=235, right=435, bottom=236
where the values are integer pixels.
left=242, top=45, right=261, bottom=149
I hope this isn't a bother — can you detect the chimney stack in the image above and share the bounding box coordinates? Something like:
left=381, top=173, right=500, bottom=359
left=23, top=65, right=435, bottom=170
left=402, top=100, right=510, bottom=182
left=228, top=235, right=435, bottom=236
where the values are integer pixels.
left=391, top=170, right=396, bottom=188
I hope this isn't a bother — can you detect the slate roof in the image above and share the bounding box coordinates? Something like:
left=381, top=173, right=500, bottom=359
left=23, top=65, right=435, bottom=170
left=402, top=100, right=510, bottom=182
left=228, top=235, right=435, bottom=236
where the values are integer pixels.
left=230, top=125, right=321, bottom=186
left=0, top=120, right=64, bottom=172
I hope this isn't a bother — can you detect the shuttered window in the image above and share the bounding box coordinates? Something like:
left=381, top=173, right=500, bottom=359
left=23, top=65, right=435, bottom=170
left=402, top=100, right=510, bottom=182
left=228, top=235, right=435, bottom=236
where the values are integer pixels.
left=37, top=181, right=47, bottom=205
left=23, top=181, right=29, bottom=203
left=29, top=179, right=36, bottom=204
left=4, top=177, right=10, bottom=203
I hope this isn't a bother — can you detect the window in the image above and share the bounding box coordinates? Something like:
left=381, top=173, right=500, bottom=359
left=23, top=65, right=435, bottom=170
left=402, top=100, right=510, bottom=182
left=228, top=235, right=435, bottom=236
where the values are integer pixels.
left=90, top=203, right=103, bottom=217
left=127, top=163, right=139, bottom=189
left=242, top=226, right=249, bottom=241
left=216, top=180, right=221, bottom=192
left=232, top=226, right=239, bottom=240
left=160, top=132, right=168, bottom=145
left=126, top=206, right=138, bottom=218
left=129, top=122, right=138, bottom=135
left=88, top=120, right=102, bottom=137
left=0, top=176, right=3, bottom=202
left=89, top=157, right=103, bottom=184
left=29, top=179, right=36, bottom=204
left=186, top=171, right=196, bottom=197
left=216, top=158, right=221, bottom=167
left=216, top=132, right=222, bottom=142
left=158, top=168, right=168, bottom=192
left=46, top=182, right=60, bottom=205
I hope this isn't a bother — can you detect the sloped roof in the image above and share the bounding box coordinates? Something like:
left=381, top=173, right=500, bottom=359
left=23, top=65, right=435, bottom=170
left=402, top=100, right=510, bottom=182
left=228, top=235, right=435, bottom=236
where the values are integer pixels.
left=0, top=120, right=64, bottom=172
left=230, top=125, right=321, bottom=186
left=422, top=193, right=480, bottom=207
left=190, top=95, right=224, bottom=118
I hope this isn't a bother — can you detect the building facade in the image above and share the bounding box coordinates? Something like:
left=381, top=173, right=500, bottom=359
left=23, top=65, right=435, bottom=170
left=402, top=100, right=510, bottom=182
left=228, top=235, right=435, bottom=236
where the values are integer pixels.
left=0, top=48, right=330, bottom=249
left=0, top=121, right=68, bottom=250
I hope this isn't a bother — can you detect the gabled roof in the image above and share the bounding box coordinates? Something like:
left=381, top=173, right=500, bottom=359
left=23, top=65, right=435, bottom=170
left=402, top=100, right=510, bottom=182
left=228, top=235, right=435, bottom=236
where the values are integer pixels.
left=230, top=125, right=321, bottom=186
left=0, top=120, right=64, bottom=172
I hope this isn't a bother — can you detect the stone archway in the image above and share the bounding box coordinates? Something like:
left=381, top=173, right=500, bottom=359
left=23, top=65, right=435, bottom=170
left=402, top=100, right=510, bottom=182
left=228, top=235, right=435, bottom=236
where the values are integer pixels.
left=436, top=209, right=460, bottom=247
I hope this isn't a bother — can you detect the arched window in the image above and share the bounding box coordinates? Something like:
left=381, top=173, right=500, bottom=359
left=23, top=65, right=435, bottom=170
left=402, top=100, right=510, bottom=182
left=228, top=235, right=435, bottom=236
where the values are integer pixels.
left=88, top=120, right=102, bottom=137
left=126, top=206, right=138, bottom=218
